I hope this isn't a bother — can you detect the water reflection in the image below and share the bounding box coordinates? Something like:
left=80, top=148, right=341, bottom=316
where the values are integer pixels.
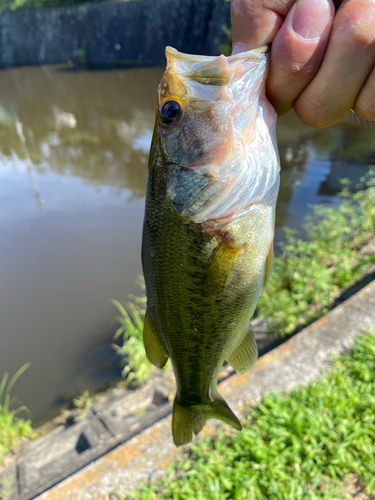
left=275, top=112, right=375, bottom=235
left=0, top=65, right=160, bottom=203
left=0, top=64, right=374, bottom=423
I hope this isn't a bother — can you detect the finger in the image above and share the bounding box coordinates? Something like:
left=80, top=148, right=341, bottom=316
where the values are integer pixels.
left=353, top=67, right=375, bottom=120
left=267, top=0, right=335, bottom=115
left=231, top=0, right=296, bottom=51
left=294, top=0, right=375, bottom=127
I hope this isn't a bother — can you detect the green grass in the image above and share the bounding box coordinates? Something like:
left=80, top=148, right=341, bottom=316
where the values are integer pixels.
left=0, top=364, right=34, bottom=466
left=123, top=330, right=375, bottom=500
left=112, top=276, right=155, bottom=386
left=257, top=175, right=375, bottom=336
left=61, top=390, right=93, bottom=423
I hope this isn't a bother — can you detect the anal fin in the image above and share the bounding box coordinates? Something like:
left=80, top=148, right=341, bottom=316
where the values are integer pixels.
left=262, top=241, right=274, bottom=294
left=227, top=325, right=258, bottom=374
left=143, top=312, right=168, bottom=369
left=172, top=400, right=193, bottom=446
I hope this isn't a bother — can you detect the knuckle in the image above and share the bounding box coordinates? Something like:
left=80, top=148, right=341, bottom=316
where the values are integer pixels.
left=349, top=23, right=375, bottom=48
left=294, top=93, right=342, bottom=128
left=334, top=1, right=375, bottom=48
left=354, top=91, right=375, bottom=121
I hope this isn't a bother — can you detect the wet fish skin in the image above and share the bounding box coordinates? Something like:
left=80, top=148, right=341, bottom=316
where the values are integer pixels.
left=142, top=46, right=280, bottom=446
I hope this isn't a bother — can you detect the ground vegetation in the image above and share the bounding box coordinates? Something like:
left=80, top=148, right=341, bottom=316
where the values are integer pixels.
left=124, top=330, right=375, bottom=499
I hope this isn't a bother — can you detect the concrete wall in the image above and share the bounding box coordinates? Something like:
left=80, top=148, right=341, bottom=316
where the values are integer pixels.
left=0, top=0, right=231, bottom=68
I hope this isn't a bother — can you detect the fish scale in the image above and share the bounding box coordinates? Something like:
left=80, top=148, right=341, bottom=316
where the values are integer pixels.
left=142, top=46, right=280, bottom=446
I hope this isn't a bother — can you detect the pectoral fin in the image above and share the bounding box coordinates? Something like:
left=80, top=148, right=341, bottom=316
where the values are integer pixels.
left=262, top=241, right=274, bottom=294
left=203, top=235, right=243, bottom=295
left=143, top=312, right=168, bottom=369
left=227, top=325, right=258, bottom=374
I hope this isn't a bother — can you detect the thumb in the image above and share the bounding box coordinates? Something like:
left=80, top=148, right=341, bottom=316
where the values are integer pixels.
left=231, top=0, right=297, bottom=51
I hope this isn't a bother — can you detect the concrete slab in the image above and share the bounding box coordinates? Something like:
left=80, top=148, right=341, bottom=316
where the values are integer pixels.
left=2, top=318, right=286, bottom=500
left=0, top=464, right=17, bottom=500
left=16, top=418, right=115, bottom=500
left=34, top=279, right=375, bottom=500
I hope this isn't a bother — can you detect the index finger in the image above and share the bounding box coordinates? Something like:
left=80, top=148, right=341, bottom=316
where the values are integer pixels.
left=231, top=0, right=298, bottom=50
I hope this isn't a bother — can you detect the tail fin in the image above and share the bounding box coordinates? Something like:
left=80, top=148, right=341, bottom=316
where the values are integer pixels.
left=172, top=394, right=241, bottom=446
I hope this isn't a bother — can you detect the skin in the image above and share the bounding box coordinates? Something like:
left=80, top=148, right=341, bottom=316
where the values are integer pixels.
left=231, top=0, right=375, bottom=126
left=142, top=51, right=278, bottom=445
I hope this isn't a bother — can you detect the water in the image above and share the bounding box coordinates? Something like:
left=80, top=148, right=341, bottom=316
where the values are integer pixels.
left=0, top=65, right=374, bottom=424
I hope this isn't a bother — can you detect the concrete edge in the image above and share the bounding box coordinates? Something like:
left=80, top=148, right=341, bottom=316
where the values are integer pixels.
left=33, top=278, right=375, bottom=500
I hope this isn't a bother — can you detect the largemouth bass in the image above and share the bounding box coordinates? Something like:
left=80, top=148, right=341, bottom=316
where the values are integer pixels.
left=141, top=46, right=280, bottom=446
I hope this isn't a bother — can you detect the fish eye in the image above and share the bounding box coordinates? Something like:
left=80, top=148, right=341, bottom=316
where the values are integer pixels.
left=160, top=100, right=181, bottom=126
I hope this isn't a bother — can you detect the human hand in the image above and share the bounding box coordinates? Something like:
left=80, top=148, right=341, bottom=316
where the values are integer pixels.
left=231, top=0, right=375, bottom=127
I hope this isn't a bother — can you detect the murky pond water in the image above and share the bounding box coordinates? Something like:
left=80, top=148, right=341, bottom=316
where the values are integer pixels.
left=1, top=65, right=374, bottom=424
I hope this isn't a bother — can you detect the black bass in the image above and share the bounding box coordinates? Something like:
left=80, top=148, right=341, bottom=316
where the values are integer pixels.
left=141, top=46, right=280, bottom=446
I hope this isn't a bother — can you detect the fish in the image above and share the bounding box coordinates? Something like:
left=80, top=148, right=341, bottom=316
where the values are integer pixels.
left=141, top=46, right=280, bottom=446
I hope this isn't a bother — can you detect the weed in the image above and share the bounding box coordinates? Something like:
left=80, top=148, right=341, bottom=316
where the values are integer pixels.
left=124, top=330, right=375, bottom=499
left=112, top=276, right=153, bottom=386
left=61, top=390, right=93, bottom=423
left=137, top=407, right=147, bottom=418
left=257, top=173, right=375, bottom=336
left=0, top=475, right=16, bottom=500
left=0, top=364, right=34, bottom=466
left=219, top=25, right=232, bottom=56
left=73, top=390, right=92, bottom=412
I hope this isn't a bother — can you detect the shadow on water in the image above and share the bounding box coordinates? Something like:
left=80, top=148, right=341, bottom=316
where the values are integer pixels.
left=0, top=63, right=374, bottom=423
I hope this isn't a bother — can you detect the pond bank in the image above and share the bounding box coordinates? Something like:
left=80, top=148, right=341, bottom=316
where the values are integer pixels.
left=0, top=0, right=229, bottom=68
left=35, top=276, right=375, bottom=500
left=2, top=61, right=373, bottom=426
left=1, top=264, right=375, bottom=500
